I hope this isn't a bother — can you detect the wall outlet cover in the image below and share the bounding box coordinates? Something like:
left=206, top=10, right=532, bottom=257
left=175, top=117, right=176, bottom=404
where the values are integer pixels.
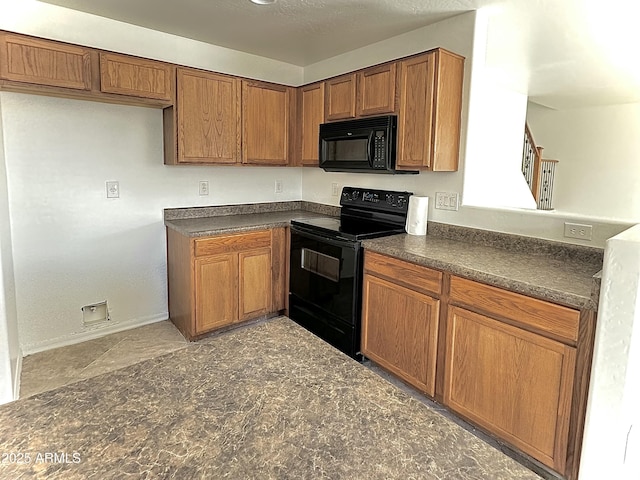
left=106, top=181, right=119, bottom=198
left=434, top=192, right=459, bottom=211
left=564, top=222, right=593, bottom=240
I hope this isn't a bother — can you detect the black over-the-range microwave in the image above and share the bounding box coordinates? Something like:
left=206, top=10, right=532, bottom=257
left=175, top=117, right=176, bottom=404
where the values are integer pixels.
left=318, top=115, right=418, bottom=174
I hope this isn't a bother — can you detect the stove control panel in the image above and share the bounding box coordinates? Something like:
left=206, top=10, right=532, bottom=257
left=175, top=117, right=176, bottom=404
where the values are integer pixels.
left=340, top=186, right=412, bottom=213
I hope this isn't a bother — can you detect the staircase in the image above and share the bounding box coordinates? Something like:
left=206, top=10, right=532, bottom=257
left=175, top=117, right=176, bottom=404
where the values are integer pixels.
left=522, top=124, right=558, bottom=210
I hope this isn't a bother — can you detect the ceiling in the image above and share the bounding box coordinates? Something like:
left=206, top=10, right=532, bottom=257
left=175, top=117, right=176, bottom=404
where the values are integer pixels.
left=37, top=0, right=640, bottom=109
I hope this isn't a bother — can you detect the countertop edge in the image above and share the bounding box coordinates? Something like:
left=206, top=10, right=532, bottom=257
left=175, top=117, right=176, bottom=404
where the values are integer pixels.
left=165, top=219, right=293, bottom=237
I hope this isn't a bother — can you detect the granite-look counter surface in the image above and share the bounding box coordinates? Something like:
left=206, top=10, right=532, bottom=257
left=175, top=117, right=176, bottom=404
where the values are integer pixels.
left=362, top=232, right=603, bottom=310
left=164, top=201, right=340, bottom=237
left=165, top=210, right=330, bottom=237
left=0, top=318, right=542, bottom=480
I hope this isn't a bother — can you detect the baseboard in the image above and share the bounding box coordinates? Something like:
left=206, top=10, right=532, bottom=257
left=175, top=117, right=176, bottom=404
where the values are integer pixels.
left=21, top=312, right=169, bottom=356
left=13, top=347, right=22, bottom=401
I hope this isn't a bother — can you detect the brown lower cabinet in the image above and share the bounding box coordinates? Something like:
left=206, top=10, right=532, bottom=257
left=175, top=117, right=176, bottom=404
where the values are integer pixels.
left=362, top=252, right=441, bottom=396
left=360, top=250, right=594, bottom=479
left=167, top=227, right=286, bottom=340
left=444, top=305, right=575, bottom=474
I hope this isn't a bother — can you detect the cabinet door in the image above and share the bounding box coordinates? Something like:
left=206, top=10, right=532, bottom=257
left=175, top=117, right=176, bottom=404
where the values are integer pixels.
left=299, top=82, right=325, bottom=166
left=362, top=274, right=440, bottom=396
left=195, top=254, right=238, bottom=333
left=239, top=247, right=272, bottom=321
left=396, top=53, right=435, bottom=169
left=99, top=52, right=172, bottom=100
left=177, top=68, right=241, bottom=164
left=242, top=80, right=291, bottom=165
left=324, top=74, right=356, bottom=121
left=397, top=50, right=463, bottom=171
left=0, top=33, right=91, bottom=90
left=357, top=62, right=396, bottom=117
left=444, top=306, right=575, bottom=473
left=430, top=49, right=464, bottom=172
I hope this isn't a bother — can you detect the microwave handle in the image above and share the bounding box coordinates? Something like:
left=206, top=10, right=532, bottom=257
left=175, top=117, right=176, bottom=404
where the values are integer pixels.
left=366, top=130, right=375, bottom=167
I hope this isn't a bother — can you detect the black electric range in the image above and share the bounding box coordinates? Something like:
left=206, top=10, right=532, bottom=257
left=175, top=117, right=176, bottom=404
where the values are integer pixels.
left=288, top=186, right=412, bottom=359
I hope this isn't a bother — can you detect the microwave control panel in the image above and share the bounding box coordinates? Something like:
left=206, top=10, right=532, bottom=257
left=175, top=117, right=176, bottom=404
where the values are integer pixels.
left=372, top=131, right=386, bottom=168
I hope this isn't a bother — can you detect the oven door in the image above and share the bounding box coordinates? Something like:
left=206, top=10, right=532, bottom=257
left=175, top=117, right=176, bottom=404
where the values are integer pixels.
left=289, top=226, right=361, bottom=326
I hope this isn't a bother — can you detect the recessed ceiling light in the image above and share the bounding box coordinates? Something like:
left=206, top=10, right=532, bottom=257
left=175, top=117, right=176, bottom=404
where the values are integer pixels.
left=250, top=0, right=276, bottom=4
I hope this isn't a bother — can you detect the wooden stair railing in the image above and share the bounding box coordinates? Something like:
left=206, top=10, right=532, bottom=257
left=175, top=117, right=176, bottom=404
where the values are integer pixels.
left=522, top=124, right=557, bottom=210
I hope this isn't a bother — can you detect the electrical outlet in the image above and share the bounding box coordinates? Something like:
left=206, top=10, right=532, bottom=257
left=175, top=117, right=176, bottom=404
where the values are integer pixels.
left=275, top=179, right=283, bottom=194
left=199, top=181, right=209, bottom=196
left=106, top=181, right=119, bottom=198
left=434, top=192, right=459, bottom=211
left=564, top=222, right=593, bottom=241
left=331, top=183, right=339, bottom=196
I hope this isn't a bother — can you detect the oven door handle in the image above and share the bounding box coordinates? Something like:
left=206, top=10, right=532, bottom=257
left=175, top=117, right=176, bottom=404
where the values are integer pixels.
left=290, top=225, right=357, bottom=250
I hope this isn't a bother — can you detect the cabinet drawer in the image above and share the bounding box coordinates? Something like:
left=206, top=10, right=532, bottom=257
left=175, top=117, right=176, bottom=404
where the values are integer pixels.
left=449, top=276, right=579, bottom=343
left=194, top=230, right=271, bottom=257
left=364, top=251, right=442, bottom=296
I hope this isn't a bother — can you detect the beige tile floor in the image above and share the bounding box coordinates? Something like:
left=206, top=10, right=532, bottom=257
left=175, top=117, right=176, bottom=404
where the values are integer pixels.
left=19, top=320, right=188, bottom=398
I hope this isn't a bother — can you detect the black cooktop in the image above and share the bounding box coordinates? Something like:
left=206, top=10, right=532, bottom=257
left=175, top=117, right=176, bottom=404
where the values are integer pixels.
left=291, top=186, right=412, bottom=242
left=290, top=216, right=405, bottom=241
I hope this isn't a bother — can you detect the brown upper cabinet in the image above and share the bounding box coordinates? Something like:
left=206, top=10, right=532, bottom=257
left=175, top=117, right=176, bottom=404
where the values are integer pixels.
left=324, top=73, right=356, bottom=121
left=298, top=82, right=325, bottom=166
left=356, top=62, right=397, bottom=117
left=397, top=49, right=464, bottom=171
left=0, top=31, right=465, bottom=171
left=99, top=52, right=172, bottom=101
left=242, top=80, right=293, bottom=166
left=0, top=31, right=173, bottom=108
left=0, top=32, right=91, bottom=90
left=324, top=63, right=398, bottom=121
left=170, top=67, right=241, bottom=165
left=321, top=50, right=464, bottom=171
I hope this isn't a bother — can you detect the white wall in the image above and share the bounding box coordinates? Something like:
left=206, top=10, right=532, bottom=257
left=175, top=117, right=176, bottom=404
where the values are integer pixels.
left=527, top=102, right=640, bottom=223
left=1, top=92, right=301, bottom=353
left=580, top=224, right=640, bottom=480
left=462, top=8, right=535, bottom=211
left=0, top=93, right=20, bottom=403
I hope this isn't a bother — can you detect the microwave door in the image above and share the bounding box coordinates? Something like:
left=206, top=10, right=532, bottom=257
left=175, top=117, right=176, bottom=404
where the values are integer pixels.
left=321, top=133, right=370, bottom=169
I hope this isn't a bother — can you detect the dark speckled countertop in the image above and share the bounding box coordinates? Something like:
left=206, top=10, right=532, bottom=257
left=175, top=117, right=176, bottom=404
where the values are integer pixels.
left=164, top=201, right=339, bottom=237
left=165, top=210, right=329, bottom=237
left=164, top=202, right=603, bottom=310
left=362, top=225, right=603, bottom=310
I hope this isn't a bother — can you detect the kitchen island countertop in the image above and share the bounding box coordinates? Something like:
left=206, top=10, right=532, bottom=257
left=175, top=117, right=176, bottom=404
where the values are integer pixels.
left=0, top=318, right=542, bottom=480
